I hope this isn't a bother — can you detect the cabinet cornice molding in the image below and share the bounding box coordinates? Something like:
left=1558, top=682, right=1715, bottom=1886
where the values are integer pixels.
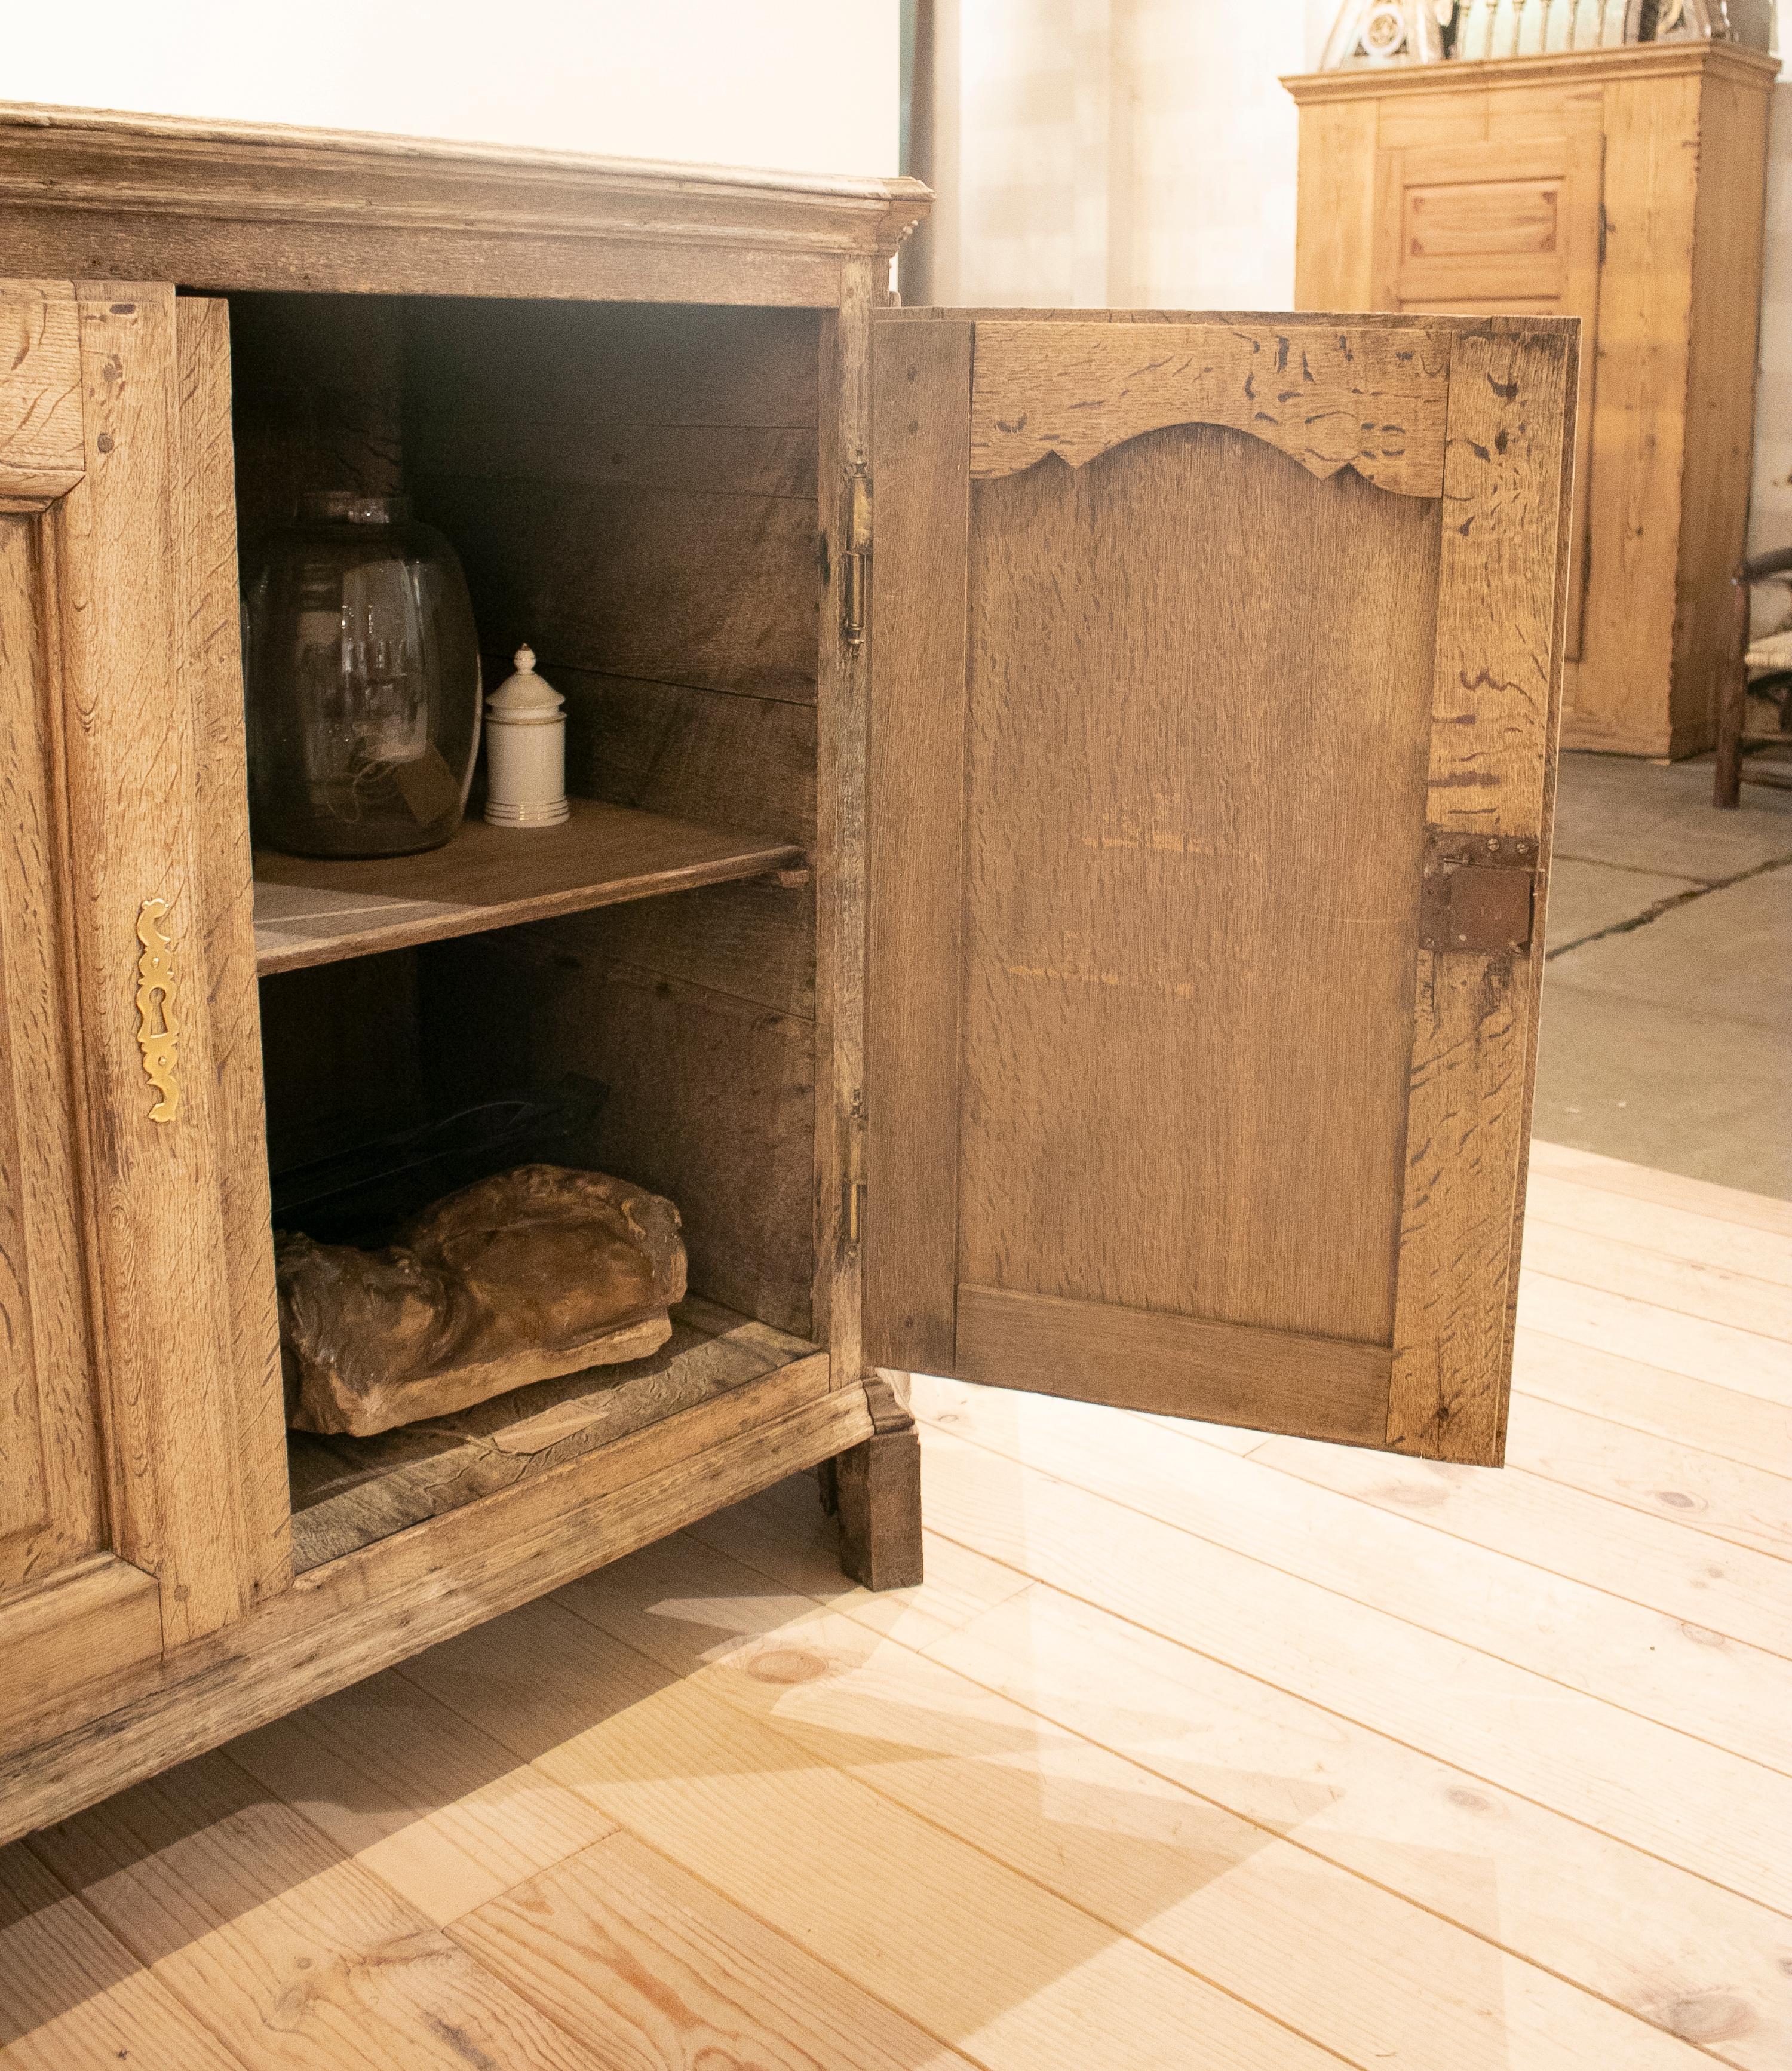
left=1282, top=38, right=1779, bottom=105
left=0, top=103, right=932, bottom=305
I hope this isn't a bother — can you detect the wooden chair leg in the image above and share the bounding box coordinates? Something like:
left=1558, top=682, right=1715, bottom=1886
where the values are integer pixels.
left=827, top=1374, right=923, bottom=1591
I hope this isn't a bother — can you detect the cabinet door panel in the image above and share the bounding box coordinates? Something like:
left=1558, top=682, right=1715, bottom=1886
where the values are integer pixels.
left=0, top=279, right=286, bottom=1743
left=865, top=312, right=1575, bottom=1465
left=0, top=512, right=106, bottom=1589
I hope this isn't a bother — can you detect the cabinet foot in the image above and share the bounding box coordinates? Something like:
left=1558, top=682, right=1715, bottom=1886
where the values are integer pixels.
left=824, top=1374, right=923, bottom=1590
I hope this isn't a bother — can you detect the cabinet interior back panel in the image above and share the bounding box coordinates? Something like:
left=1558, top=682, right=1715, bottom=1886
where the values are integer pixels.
left=406, top=299, right=825, bottom=1341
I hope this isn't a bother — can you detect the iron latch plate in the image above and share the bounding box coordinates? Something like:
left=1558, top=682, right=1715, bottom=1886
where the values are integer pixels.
left=1419, top=831, right=1540, bottom=955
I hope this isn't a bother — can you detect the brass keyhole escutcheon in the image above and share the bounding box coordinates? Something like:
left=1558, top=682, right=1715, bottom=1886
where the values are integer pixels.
left=135, top=898, right=181, bottom=1124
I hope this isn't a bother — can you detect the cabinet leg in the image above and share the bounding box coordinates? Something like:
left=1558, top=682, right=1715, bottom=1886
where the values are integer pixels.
left=826, top=1374, right=923, bottom=1591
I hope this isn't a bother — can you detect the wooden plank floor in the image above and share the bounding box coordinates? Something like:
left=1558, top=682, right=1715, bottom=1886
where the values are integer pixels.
left=4, top=1143, right=1788, bottom=2069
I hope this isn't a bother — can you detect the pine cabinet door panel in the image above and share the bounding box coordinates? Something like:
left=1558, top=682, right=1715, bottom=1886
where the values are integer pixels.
left=866, top=312, right=1575, bottom=1466
left=1374, top=136, right=1601, bottom=660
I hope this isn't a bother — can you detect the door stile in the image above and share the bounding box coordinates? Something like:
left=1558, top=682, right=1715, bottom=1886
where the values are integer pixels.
left=177, top=295, right=292, bottom=1601
left=38, top=281, right=279, bottom=1642
left=1386, top=317, right=1578, bottom=1464
left=814, top=256, right=879, bottom=1380
left=864, top=316, right=973, bottom=1375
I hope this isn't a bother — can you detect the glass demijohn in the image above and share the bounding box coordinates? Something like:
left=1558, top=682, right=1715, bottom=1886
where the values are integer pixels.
left=244, top=493, right=481, bottom=858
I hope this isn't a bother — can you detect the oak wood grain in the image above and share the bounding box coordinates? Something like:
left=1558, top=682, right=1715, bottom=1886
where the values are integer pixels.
left=177, top=294, right=293, bottom=1607
left=46, top=283, right=257, bottom=1643
left=1388, top=321, right=1575, bottom=1463
left=0, top=281, right=82, bottom=508
left=971, top=320, right=1450, bottom=496
left=0, top=1555, right=162, bottom=1743
left=421, top=934, right=819, bottom=1336
left=863, top=316, right=971, bottom=1374
left=0, top=516, right=105, bottom=1591
left=0, top=1384, right=875, bottom=1846
left=833, top=1372, right=923, bottom=1590
left=513, top=878, right=816, bottom=1021
left=0, top=104, right=928, bottom=305
left=958, top=419, right=1438, bottom=1351
left=253, top=800, right=803, bottom=977
left=551, top=672, right=818, bottom=841
left=1292, top=100, right=1378, bottom=309
left=811, top=259, right=879, bottom=1378
left=288, top=1305, right=823, bottom=1571
left=955, top=1287, right=1391, bottom=1447
left=1285, top=36, right=1779, bottom=105
left=423, top=474, right=821, bottom=702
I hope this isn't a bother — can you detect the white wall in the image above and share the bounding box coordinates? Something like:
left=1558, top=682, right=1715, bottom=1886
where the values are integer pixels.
left=4, top=2, right=900, bottom=176
left=931, top=0, right=1333, bottom=308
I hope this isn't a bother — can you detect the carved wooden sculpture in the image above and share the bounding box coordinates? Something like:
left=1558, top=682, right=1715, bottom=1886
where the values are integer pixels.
left=278, top=1164, right=687, bottom=1436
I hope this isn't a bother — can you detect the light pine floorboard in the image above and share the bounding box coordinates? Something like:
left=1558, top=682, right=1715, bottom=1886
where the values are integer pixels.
left=1, top=1144, right=1787, bottom=2070
left=1512, top=1327, right=1792, bottom=1475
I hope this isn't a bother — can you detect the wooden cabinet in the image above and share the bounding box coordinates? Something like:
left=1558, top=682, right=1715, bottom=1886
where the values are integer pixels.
left=1287, top=41, right=1776, bottom=759
left=0, top=106, right=1573, bottom=1843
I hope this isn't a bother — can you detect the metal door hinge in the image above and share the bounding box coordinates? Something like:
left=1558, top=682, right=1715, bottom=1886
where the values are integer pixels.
left=1419, top=832, right=1539, bottom=954
left=843, top=1090, right=866, bottom=1247
left=842, top=465, right=872, bottom=648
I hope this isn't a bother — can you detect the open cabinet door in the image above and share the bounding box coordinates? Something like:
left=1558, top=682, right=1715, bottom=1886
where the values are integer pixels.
left=0, top=281, right=286, bottom=1755
left=864, top=312, right=1576, bottom=1466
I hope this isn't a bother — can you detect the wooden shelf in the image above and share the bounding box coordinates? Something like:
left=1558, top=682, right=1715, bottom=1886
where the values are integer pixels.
left=287, top=1294, right=825, bottom=1571
left=253, top=798, right=805, bottom=977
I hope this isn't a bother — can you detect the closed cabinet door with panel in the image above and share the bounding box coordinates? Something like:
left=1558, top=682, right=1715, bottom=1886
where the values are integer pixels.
left=1374, top=137, right=1601, bottom=657
left=866, top=311, right=1576, bottom=1468
left=0, top=280, right=287, bottom=1750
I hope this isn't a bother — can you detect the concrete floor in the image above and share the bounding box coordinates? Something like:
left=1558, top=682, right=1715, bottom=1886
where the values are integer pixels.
left=1534, top=751, right=1792, bottom=1199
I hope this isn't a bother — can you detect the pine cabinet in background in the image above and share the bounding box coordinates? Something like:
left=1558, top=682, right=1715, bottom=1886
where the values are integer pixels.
left=1288, top=39, right=1776, bottom=759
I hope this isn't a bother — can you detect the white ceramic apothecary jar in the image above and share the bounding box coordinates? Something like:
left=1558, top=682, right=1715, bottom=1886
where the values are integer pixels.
left=484, top=643, right=569, bottom=827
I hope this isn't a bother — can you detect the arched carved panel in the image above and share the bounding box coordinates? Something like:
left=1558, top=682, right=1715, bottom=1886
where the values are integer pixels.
left=971, top=320, right=1450, bottom=497
left=0, top=281, right=83, bottom=513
